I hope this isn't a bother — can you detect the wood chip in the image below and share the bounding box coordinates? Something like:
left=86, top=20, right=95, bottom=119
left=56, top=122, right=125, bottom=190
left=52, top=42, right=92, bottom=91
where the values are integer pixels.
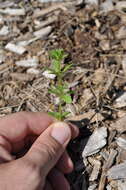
left=116, top=137, right=126, bottom=150
left=100, top=0, right=114, bottom=13
left=111, top=115, right=126, bottom=133
left=118, top=180, right=126, bottom=190
left=38, top=0, right=64, bottom=2
left=85, top=0, right=98, bottom=5
left=121, top=55, right=126, bottom=75
left=82, top=127, right=107, bottom=158
left=0, top=26, right=9, bottom=36
left=10, top=73, right=34, bottom=82
left=106, top=185, right=112, bottom=190
left=68, top=109, right=104, bottom=123
left=98, top=149, right=117, bottom=190
left=34, top=26, right=52, bottom=38
left=114, top=92, right=126, bottom=108
left=17, top=37, right=39, bottom=47
left=33, top=3, right=68, bottom=18
left=107, top=161, right=126, bottom=180
left=0, top=62, right=8, bottom=70
left=0, top=8, right=25, bottom=16
left=99, top=40, right=110, bottom=51
left=118, top=149, right=126, bottom=163
left=15, top=57, right=38, bottom=68
left=5, top=43, right=26, bottom=55
left=116, top=26, right=126, bottom=40
left=88, top=184, right=97, bottom=190
left=34, top=16, right=57, bottom=29
left=0, top=50, right=6, bottom=64
left=100, top=151, right=109, bottom=161
left=0, top=1, right=15, bottom=8
left=103, top=149, right=117, bottom=170
left=116, top=1, right=126, bottom=13
left=89, top=158, right=101, bottom=181
left=27, top=68, right=40, bottom=75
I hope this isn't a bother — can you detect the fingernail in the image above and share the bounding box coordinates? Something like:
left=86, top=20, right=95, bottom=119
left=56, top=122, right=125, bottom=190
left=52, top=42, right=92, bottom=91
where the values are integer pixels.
left=51, top=122, right=71, bottom=145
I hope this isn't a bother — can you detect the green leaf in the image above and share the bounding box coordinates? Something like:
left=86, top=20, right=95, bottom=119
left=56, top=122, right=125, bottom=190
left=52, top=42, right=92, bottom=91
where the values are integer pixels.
left=61, top=94, right=72, bottom=104
left=49, top=85, right=59, bottom=95
left=48, top=111, right=62, bottom=120
left=48, top=111, right=70, bottom=120
left=68, top=90, right=75, bottom=94
left=49, top=85, right=65, bottom=96
left=48, top=89, right=57, bottom=95
left=52, top=60, right=61, bottom=73
left=50, top=49, right=67, bottom=61
left=62, top=64, right=72, bottom=73
left=62, top=111, right=70, bottom=118
left=56, top=85, right=66, bottom=93
left=47, top=68, right=56, bottom=74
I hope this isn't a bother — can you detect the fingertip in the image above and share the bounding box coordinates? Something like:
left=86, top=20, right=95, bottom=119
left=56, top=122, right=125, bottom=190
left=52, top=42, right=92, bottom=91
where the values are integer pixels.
left=51, top=122, right=71, bottom=145
left=67, top=122, right=79, bottom=139
left=48, top=168, right=70, bottom=190
left=56, top=151, right=74, bottom=174
left=65, top=157, right=74, bottom=173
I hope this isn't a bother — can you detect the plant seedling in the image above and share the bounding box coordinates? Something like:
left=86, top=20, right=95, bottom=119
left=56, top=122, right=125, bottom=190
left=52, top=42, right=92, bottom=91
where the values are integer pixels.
left=48, top=49, right=73, bottom=120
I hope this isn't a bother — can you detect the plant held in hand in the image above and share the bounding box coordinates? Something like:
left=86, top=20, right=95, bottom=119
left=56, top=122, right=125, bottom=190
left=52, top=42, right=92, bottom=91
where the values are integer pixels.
left=48, top=49, right=72, bottom=121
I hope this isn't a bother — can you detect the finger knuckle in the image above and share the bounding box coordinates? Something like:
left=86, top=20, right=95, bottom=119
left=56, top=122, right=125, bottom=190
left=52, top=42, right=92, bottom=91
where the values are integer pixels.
left=21, top=157, right=40, bottom=176
left=35, top=141, right=58, bottom=161
left=43, top=144, right=56, bottom=161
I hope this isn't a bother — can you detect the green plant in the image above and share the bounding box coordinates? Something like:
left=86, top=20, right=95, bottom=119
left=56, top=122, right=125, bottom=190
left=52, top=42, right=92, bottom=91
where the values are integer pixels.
left=48, top=49, right=72, bottom=120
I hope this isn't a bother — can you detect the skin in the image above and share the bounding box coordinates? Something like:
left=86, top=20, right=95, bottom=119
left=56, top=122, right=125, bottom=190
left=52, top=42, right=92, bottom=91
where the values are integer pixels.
left=0, top=112, right=79, bottom=190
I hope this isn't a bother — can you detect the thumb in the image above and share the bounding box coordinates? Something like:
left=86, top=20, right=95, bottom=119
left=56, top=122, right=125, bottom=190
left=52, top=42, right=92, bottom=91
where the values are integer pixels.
left=24, top=122, right=71, bottom=177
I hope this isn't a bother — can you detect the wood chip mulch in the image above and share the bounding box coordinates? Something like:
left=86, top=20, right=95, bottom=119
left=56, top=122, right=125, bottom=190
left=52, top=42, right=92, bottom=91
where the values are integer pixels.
left=1, top=0, right=126, bottom=189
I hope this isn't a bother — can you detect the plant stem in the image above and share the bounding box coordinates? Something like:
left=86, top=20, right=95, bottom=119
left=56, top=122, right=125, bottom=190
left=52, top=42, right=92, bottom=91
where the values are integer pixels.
left=58, top=73, right=62, bottom=86
left=59, top=102, right=62, bottom=120
left=57, top=72, right=63, bottom=120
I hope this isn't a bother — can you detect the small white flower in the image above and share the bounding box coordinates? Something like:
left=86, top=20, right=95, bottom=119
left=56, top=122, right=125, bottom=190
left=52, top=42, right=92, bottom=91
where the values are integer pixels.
left=42, top=70, right=56, bottom=79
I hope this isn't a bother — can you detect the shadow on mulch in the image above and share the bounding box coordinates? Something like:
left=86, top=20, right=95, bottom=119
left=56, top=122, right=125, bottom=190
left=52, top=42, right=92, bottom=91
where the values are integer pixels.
left=67, top=119, right=92, bottom=190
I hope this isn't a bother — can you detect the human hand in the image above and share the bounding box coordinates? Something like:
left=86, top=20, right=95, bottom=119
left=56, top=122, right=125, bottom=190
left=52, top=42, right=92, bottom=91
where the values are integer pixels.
left=0, top=112, right=79, bottom=190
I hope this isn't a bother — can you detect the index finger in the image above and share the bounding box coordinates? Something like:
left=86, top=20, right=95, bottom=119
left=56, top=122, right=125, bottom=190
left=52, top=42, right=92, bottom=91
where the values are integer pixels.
left=0, top=112, right=54, bottom=152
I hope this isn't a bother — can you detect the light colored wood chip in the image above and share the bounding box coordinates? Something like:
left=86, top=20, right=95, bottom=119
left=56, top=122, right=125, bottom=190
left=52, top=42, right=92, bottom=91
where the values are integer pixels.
left=27, top=68, right=40, bottom=75
left=0, top=8, right=25, bottom=16
left=34, top=26, right=52, bottom=38
left=116, top=137, right=126, bottom=150
left=5, top=43, right=26, bottom=55
left=89, top=158, right=101, bottom=181
left=82, top=127, right=107, bottom=158
left=33, top=3, right=69, bottom=18
left=0, top=26, right=9, bottom=36
left=15, top=57, right=38, bottom=68
left=107, top=161, right=126, bottom=180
